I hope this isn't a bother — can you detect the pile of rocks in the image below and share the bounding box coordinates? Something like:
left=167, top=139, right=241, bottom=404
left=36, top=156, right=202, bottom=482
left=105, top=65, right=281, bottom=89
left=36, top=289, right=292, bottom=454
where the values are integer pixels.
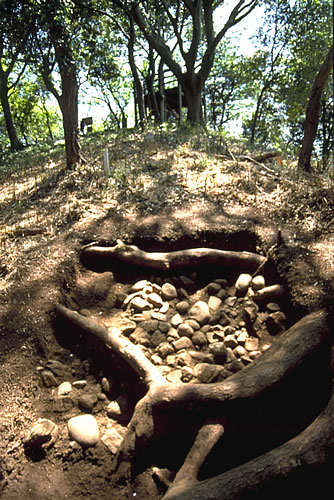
left=106, top=271, right=287, bottom=384
left=32, top=269, right=286, bottom=453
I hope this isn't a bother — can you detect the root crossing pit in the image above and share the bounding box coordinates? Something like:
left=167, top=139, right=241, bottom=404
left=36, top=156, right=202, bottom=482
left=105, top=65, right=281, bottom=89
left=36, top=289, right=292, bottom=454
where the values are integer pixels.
left=33, top=237, right=334, bottom=500
left=60, top=240, right=289, bottom=388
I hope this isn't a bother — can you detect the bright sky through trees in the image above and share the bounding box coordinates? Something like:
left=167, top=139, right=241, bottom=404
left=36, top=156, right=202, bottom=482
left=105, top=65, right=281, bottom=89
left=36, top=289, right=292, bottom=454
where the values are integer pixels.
left=78, top=5, right=264, bottom=128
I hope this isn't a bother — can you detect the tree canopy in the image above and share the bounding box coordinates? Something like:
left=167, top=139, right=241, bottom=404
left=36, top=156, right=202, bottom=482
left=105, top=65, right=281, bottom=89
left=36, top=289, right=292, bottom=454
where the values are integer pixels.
left=0, top=0, right=332, bottom=170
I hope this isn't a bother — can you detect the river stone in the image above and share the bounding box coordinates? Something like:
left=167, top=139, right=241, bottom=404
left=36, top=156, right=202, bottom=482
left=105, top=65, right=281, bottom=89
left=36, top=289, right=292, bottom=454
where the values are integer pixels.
left=236, top=330, right=248, bottom=345
left=73, top=380, right=87, bottom=389
left=251, top=275, right=265, bottom=290
left=151, top=330, right=166, bottom=347
left=68, top=415, right=99, bottom=447
left=224, top=335, right=238, bottom=349
left=180, top=275, right=195, bottom=286
left=142, top=319, right=159, bottom=332
left=226, top=359, right=244, bottom=373
left=157, top=342, right=175, bottom=358
left=193, top=363, right=219, bottom=383
left=172, top=336, right=193, bottom=351
left=192, top=332, right=208, bottom=347
left=147, top=292, right=164, bottom=308
left=176, top=301, right=190, bottom=314
left=208, top=295, right=222, bottom=312
left=159, top=302, right=169, bottom=314
left=79, top=392, right=98, bottom=411
left=166, top=327, right=179, bottom=340
left=207, top=282, right=222, bottom=295
left=171, top=313, right=183, bottom=327
left=189, top=301, right=210, bottom=325
left=107, top=400, right=122, bottom=418
left=151, top=354, right=162, bottom=365
left=177, top=323, right=194, bottom=338
left=161, top=283, right=178, bottom=300
left=25, top=418, right=58, bottom=450
left=130, top=296, right=152, bottom=312
left=189, top=350, right=214, bottom=363
left=217, top=289, right=228, bottom=300
left=166, top=370, right=183, bottom=384
left=131, top=279, right=149, bottom=292
left=224, top=296, right=237, bottom=307
left=235, top=273, right=252, bottom=292
left=109, top=317, right=137, bottom=335
left=266, top=311, right=286, bottom=335
left=57, top=381, right=72, bottom=396
left=234, top=345, right=247, bottom=358
left=185, top=319, right=201, bottom=330
left=209, top=342, right=228, bottom=364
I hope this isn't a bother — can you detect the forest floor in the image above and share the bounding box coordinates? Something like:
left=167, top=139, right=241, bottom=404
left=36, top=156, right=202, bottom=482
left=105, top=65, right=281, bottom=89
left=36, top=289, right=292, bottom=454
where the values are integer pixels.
left=0, top=126, right=333, bottom=499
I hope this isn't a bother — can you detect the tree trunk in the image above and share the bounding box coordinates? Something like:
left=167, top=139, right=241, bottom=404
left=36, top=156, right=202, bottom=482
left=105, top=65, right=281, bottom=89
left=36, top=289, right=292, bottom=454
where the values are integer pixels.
left=250, top=84, right=268, bottom=145
left=0, top=67, right=24, bottom=151
left=128, top=18, right=146, bottom=125
left=58, top=73, right=81, bottom=169
left=298, top=44, right=333, bottom=172
left=43, top=6, right=82, bottom=169
left=181, top=77, right=204, bottom=125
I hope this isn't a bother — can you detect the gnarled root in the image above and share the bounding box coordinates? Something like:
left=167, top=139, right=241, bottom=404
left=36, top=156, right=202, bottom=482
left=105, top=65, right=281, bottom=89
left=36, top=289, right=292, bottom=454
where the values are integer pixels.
left=55, top=304, right=332, bottom=497
left=81, top=240, right=267, bottom=272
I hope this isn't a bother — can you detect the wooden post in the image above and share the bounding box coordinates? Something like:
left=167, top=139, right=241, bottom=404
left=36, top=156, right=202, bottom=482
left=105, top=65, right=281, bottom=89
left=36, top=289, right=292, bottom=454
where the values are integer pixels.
left=103, top=148, right=110, bottom=176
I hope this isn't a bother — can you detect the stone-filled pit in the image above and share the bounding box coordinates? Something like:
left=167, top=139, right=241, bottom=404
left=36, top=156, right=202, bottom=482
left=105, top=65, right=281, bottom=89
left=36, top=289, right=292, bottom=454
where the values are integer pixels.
left=95, top=267, right=286, bottom=386
left=35, top=236, right=291, bottom=457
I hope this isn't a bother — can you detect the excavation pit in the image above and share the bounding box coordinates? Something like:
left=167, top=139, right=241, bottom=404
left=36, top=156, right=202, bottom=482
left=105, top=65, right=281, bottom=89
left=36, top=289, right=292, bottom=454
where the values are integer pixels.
left=49, top=234, right=332, bottom=498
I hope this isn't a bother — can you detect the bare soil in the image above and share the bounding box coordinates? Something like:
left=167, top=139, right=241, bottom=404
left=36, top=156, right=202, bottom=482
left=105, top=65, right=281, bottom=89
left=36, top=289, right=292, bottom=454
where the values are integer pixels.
left=0, top=128, right=333, bottom=499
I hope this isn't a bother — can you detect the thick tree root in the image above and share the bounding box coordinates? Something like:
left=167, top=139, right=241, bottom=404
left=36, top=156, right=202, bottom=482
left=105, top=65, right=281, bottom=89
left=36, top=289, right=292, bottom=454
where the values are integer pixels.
left=81, top=240, right=267, bottom=272
left=55, top=304, right=165, bottom=388
left=166, top=381, right=334, bottom=499
left=55, top=303, right=332, bottom=497
left=163, top=419, right=225, bottom=499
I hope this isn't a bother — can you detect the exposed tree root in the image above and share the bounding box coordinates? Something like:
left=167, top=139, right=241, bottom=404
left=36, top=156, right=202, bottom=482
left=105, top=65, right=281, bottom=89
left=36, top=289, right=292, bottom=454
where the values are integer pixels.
left=55, top=303, right=332, bottom=498
left=81, top=240, right=267, bottom=272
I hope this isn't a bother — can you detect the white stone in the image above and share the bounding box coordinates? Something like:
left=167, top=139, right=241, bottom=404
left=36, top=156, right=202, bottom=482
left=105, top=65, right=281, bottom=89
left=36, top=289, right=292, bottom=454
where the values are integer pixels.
left=161, top=283, right=178, bottom=300
left=189, top=301, right=210, bottom=325
left=57, top=381, right=72, bottom=396
left=107, top=400, right=122, bottom=418
left=235, top=274, right=252, bottom=292
left=130, top=280, right=149, bottom=292
left=147, top=292, right=163, bottom=308
left=251, top=275, right=265, bottom=290
left=171, top=313, right=183, bottom=327
left=130, top=296, right=151, bottom=311
left=67, top=415, right=99, bottom=447
left=208, top=295, right=222, bottom=312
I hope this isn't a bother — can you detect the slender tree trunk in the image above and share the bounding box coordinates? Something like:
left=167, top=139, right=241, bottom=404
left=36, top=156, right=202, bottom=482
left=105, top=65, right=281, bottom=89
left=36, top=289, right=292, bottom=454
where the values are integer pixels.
left=0, top=67, right=24, bottom=151
left=43, top=5, right=82, bottom=169
left=298, top=44, right=333, bottom=172
left=58, top=75, right=81, bottom=169
left=250, top=84, right=268, bottom=145
left=128, top=19, right=146, bottom=125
